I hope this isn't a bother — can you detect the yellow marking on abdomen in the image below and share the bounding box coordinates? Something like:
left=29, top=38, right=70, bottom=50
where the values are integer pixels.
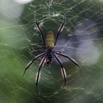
left=45, top=31, right=55, bottom=48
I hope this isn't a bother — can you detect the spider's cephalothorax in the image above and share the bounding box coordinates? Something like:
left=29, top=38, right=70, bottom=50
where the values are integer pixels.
left=46, top=50, right=53, bottom=64
left=24, top=19, right=81, bottom=90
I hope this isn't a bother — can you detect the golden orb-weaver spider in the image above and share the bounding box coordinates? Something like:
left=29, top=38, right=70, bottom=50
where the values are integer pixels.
left=24, top=19, right=81, bottom=89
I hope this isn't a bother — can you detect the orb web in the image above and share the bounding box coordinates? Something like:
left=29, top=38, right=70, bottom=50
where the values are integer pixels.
left=0, top=0, right=103, bottom=103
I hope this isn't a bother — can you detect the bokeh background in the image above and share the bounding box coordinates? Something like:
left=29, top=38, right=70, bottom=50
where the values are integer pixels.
left=0, top=0, right=103, bottom=103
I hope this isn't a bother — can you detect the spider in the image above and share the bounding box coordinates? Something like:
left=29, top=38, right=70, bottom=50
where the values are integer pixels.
left=24, top=19, right=81, bottom=88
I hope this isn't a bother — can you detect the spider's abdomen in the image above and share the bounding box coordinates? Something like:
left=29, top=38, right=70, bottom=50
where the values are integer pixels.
left=46, top=31, right=55, bottom=49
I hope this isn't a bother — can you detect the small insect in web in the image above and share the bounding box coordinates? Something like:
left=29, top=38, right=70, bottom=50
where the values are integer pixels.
left=24, top=19, right=81, bottom=89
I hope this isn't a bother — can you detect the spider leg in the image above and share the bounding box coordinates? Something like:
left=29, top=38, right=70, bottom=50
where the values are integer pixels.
left=55, top=18, right=66, bottom=45
left=35, top=20, right=46, bottom=48
left=56, top=52, right=82, bottom=71
left=53, top=53, right=67, bottom=85
left=35, top=53, right=48, bottom=89
left=23, top=52, right=46, bottom=75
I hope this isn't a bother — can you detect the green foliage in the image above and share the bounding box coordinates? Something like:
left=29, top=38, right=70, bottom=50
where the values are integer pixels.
left=0, top=0, right=103, bottom=103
